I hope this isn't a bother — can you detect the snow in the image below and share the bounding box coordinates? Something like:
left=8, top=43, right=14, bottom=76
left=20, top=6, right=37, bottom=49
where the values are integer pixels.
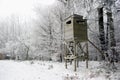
left=0, top=60, right=120, bottom=80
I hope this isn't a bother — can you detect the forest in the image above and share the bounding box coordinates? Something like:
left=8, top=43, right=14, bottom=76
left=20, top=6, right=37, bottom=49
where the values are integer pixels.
left=0, top=0, right=120, bottom=80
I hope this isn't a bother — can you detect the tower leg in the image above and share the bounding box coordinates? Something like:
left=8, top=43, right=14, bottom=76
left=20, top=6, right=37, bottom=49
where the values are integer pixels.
left=65, top=59, right=67, bottom=69
left=65, top=44, right=67, bottom=69
left=76, top=42, right=79, bottom=67
left=74, top=41, right=77, bottom=71
left=86, top=42, right=89, bottom=68
left=77, top=57, right=79, bottom=67
left=74, top=58, right=77, bottom=71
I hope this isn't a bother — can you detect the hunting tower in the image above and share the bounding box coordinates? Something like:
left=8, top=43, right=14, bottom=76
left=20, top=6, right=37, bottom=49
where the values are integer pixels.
left=64, top=14, right=88, bottom=71
left=64, top=14, right=87, bottom=42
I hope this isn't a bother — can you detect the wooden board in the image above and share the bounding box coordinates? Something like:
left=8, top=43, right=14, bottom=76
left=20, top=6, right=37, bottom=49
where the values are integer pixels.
left=64, top=14, right=88, bottom=42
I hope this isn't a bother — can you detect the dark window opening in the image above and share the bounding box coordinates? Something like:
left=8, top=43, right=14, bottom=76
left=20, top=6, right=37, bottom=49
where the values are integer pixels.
left=66, top=20, right=71, bottom=24
left=76, top=20, right=85, bottom=24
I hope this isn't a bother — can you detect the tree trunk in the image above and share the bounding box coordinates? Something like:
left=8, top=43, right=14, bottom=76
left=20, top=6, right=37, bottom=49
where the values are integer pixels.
left=98, top=7, right=106, bottom=60
left=26, top=47, right=29, bottom=60
left=107, top=11, right=119, bottom=63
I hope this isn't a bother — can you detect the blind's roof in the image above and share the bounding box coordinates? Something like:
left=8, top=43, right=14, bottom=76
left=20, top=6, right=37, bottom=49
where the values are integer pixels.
left=64, top=14, right=83, bottom=21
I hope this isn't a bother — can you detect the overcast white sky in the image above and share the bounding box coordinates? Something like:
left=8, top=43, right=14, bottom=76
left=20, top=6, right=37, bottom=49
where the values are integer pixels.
left=0, top=0, right=55, bottom=18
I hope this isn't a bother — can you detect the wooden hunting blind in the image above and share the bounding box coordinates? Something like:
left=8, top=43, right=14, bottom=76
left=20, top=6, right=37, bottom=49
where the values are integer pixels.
left=64, top=14, right=88, bottom=71
left=64, top=14, right=88, bottom=42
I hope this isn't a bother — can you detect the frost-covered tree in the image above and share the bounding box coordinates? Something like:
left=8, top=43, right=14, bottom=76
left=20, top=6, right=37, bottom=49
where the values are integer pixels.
left=0, top=15, right=33, bottom=60
left=33, top=6, right=57, bottom=60
left=33, top=1, right=67, bottom=61
left=50, top=0, right=66, bottom=61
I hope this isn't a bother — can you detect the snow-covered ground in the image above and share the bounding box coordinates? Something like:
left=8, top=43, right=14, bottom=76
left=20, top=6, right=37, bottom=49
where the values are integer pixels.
left=0, top=60, right=120, bottom=80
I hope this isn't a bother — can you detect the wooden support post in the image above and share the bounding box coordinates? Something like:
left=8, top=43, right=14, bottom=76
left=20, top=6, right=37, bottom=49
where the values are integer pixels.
left=65, top=59, right=67, bottom=69
left=74, top=60, right=77, bottom=71
left=77, top=56, right=79, bottom=67
left=76, top=42, right=79, bottom=67
left=86, top=42, right=89, bottom=68
left=65, top=43, right=67, bottom=69
left=74, top=41, right=77, bottom=71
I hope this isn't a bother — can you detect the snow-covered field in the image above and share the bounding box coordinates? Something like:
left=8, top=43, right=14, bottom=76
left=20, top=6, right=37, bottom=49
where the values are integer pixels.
left=0, top=60, right=120, bottom=80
